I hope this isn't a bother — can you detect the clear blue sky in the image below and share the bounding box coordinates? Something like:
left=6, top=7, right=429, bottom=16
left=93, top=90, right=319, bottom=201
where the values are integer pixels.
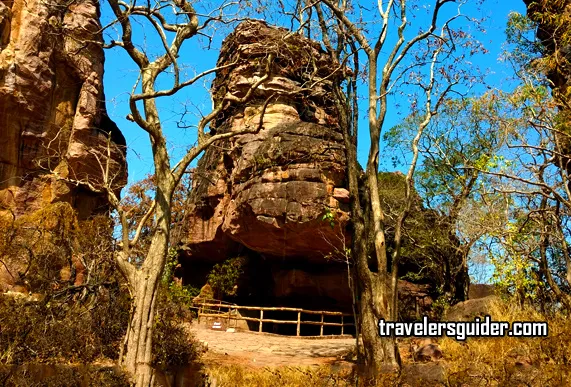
left=100, top=0, right=528, bottom=186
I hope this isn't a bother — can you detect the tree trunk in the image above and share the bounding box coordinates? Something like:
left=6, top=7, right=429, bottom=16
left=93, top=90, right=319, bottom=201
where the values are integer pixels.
left=120, top=199, right=171, bottom=386
left=123, top=272, right=159, bottom=386
left=455, top=253, right=470, bottom=302
left=335, top=60, right=401, bottom=378
left=350, top=178, right=401, bottom=376
left=358, top=276, right=400, bottom=378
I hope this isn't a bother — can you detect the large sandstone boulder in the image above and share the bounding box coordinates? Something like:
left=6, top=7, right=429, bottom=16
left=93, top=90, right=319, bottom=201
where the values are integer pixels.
left=182, top=21, right=349, bottom=261
left=0, top=0, right=126, bottom=219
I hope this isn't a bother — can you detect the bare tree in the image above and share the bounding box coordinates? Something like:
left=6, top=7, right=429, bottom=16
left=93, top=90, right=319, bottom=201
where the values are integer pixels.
left=57, top=1, right=278, bottom=385
left=303, top=0, right=485, bottom=376
left=466, top=83, right=571, bottom=310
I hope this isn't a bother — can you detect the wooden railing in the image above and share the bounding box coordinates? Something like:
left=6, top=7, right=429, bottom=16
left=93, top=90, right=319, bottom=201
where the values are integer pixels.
left=191, top=299, right=355, bottom=337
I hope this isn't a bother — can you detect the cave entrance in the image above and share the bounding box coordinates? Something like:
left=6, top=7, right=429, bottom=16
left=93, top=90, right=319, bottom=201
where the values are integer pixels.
left=177, top=250, right=356, bottom=336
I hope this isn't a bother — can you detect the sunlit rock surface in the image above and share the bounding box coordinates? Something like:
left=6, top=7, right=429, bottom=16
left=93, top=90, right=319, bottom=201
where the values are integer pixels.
left=0, top=0, right=127, bottom=219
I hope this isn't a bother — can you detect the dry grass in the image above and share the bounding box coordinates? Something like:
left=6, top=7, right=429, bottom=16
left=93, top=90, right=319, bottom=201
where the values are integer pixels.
left=204, top=299, right=571, bottom=386
left=205, top=365, right=353, bottom=387
left=205, top=364, right=419, bottom=386
left=440, top=298, right=571, bottom=386
left=205, top=364, right=400, bottom=387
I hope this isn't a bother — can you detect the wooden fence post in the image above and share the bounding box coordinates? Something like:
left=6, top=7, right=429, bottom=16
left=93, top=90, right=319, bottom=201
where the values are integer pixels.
left=193, top=302, right=357, bottom=337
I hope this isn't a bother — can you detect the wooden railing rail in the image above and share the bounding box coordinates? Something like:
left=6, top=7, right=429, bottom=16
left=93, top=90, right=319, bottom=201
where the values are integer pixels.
left=191, top=300, right=355, bottom=337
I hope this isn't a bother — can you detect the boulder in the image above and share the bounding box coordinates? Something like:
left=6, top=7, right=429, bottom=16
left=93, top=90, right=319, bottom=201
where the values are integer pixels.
left=444, top=295, right=499, bottom=321
left=414, top=343, right=443, bottom=362
left=468, top=284, right=495, bottom=299
left=181, top=21, right=349, bottom=262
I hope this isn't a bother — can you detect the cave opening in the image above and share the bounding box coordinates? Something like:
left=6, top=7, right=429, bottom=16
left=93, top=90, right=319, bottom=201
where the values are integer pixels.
left=177, top=248, right=356, bottom=336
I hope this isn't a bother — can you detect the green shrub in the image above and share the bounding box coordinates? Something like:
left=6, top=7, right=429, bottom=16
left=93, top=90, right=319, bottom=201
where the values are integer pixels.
left=207, top=256, right=246, bottom=298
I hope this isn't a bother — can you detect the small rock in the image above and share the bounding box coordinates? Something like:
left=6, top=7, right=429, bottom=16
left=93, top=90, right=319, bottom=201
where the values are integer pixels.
left=333, top=188, right=350, bottom=203
left=415, top=344, right=443, bottom=362
left=514, top=358, right=533, bottom=367
left=198, top=340, right=208, bottom=353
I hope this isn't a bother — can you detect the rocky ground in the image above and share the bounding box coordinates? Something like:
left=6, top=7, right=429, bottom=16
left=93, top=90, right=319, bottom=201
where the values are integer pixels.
left=190, top=324, right=357, bottom=368
left=190, top=324, right=448, bottom=386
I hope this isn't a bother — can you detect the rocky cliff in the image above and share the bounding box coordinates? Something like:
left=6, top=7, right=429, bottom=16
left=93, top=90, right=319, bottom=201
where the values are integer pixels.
left=0, top=0, right=126, bottom=219
left=182, top=21, right=349, bottom=260
left=179, top=21, right=350, bottom=317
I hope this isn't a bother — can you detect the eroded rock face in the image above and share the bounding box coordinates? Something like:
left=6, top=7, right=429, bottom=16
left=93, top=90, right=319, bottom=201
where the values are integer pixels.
left=183, top=21, right=348, bottom=261
left=0, top=0, right=126, bottom=219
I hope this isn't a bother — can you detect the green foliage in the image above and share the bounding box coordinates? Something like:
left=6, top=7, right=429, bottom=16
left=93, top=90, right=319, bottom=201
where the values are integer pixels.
left=383, top=92, right=505, bottom=212
left=207, top=256, right=246, bottom=298
left=253, top=153, right=275, bottom=169
left=321, top=207, right=336, bottom=228
left=505, top=11, right=543, bottom=68
left=430, top=296, right=452, bottom=320
left=400, top=271, right=426, bottom=283
left=153, top=251, right=202, bottom=369
left=161, top=248, right=200, bottom=308
left=489, top=220, right=541, bottom=302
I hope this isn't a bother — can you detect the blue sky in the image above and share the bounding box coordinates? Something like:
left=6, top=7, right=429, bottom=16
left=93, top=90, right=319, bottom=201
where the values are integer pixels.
left=100, top=0, right=528, bottom=186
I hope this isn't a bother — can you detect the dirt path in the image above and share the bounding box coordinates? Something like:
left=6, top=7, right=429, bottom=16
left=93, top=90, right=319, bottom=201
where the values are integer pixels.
left=190, top=324, right=356, bottom=368
left=189, top=324, right=446, bottom=386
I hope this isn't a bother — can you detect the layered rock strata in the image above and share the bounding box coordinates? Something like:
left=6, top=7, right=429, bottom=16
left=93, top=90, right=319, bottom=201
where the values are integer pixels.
left=0, top=0, right=127, bottom=219
left=182, top=21, right=349, bottom=262
left=179, top=21, right=350, bottom=315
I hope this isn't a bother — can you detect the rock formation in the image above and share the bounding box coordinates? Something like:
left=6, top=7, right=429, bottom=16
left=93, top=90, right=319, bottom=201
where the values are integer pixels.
left=0, top=0, right=127, bottom=219
left=179, top=21, right=350, bottom=317
left=184, top=20, right=349, bottom=261
left=180, top=21, right=467, bottom=325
